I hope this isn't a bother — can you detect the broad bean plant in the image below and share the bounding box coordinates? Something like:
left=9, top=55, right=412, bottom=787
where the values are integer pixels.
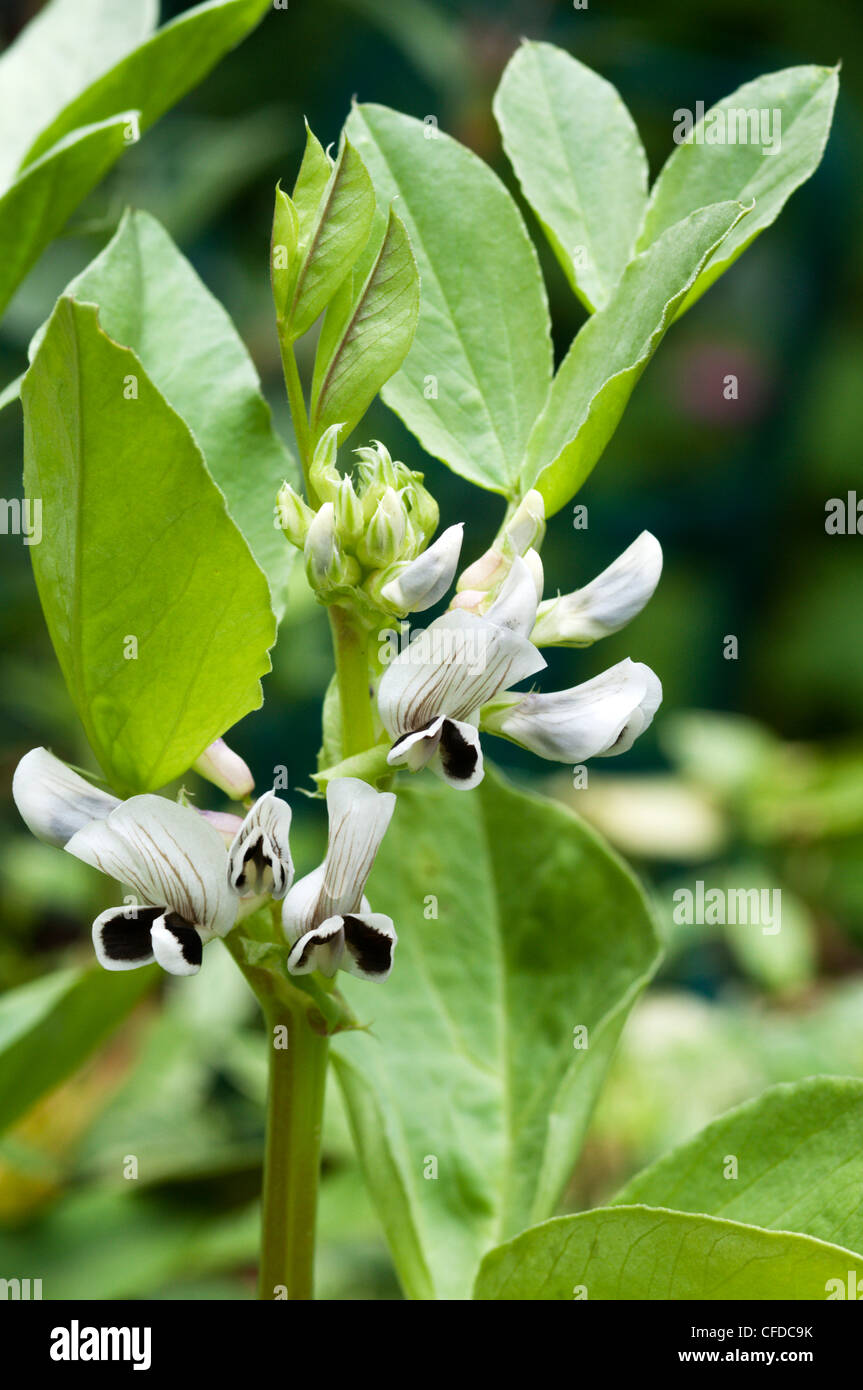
left=10, top=25, right=851, bottom=1299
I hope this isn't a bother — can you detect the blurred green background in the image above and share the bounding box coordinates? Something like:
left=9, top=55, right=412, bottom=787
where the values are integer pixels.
left=1, top=0, right=862, bottom=1298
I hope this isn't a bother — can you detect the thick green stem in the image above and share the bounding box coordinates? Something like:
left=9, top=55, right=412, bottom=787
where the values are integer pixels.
left=258, top=998, right=329, bottom=1301
left=329, top=606, right=376, bottom=759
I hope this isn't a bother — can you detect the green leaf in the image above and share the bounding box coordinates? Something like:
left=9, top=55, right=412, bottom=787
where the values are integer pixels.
left=474, top=1205, right=863, bottom=1300
left=44, top=209, right=296, bottom=619
left=0, top=964, right=157, bottom=1135
left=612, top=1076, right=863, bottom=1256
left=494, top=41, right=648, bottom=312
left=22, top=297, right=276, bottom=795
left=20, top=0, right=273, bottom=169
left=524, top=201, right=748, bottom=515
left=0, top=114, right=135, bottom=320
left=346, top=102, right=552, bottom=497
left=291, top=122, right=332, bottom=225
left=639, top=65, right=839, bottom=315
left=278, top=137, right=376, bottom=343
left=332, top=768, right=660, bottom=1299
left=0, top=0, right=156, bottom=190
left=310, top=207, right=420, bottom=443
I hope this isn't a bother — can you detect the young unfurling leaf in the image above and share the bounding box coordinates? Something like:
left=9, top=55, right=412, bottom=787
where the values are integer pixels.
left=310, top=206, right=420, bottom=444
left=274, top=134, right=376, bottom=343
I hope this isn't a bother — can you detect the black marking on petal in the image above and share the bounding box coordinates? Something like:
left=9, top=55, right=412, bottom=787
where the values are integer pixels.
left=439, top=719, right=478, bottom=782
left=98, top=905, right=162, bottom=962
left=293, top=935, right=322, bottom=971
left=343, top=915, right=393, bottom=977
left=233, top=833, right=279, bottom=894
left=163, top=912, right=203, bottom=967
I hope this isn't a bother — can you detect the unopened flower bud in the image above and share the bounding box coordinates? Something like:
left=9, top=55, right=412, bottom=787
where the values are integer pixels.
left=276, top=480, right=315, bottom=548
left=334, top=476, right=364, bottom=545
left=198, top=808, right=246, bottom=846
left=193, top=739, right=255, bottom=800
left=309, top=424, right=343, bottom=503
left=355, top=440, right=398, bottom=489
left=358, top=487, right=408, bottom=568
left=408, top=478, right=441, bottom=542
left=304, top=503, right=341, bottom=588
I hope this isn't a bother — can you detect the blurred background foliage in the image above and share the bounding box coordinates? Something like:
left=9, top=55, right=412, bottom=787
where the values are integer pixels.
left=0, top=0, right=861, bottom=1298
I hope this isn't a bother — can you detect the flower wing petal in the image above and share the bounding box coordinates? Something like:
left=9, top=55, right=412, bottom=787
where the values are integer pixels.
left=430, top=718, right=484, bottom=789
left=387, top=716, right=445, bottom=772
left=151, top=914, right=204, bottom=976
left=286, top=916, right=344, bottom=978
left=92, top=904, right=160, bottom=971
left=341, top=912, right=397, bottom=981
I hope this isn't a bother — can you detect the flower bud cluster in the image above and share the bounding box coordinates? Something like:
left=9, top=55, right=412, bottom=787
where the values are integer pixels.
left=276, top=429, right=458, bottom=618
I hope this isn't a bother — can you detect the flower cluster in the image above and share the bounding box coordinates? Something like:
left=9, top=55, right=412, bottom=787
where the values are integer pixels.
left=374, top=489, right=663, bottom=789
left=12, top=749, right=395, bottom=982
left=12, top=450, right=663, bottom=984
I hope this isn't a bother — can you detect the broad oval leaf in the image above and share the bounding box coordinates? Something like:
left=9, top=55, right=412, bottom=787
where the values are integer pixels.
left=612, top=1076, right=863, bottom=1256
left=0, top=0, right=156, bottom=191
left=524, top=200, right=748, bottom=515
left=310, top=206, right=420, bottom=444
left=22, top=297, right=276, bottom=795
left=20, top=0, right=272, bottom=169
left=0, top=964, right=156, bottom=1136
left=346, top=102, right=553, bottom=498
left=43, top=209, right=297, bottom=619
left=332, top=768, right=660, bottom=1300
left=494, top=41, right=648, bottom=313
left=473, top=1205, right=863, bottom=1300
left=639, top=65, right=839, bottom=315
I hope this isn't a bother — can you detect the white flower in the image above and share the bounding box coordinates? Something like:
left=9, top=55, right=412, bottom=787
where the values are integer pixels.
left=378, top=568, right=546, bottom=789
left=282, top=777, right=396, bottom=981
left=379, top=523, right=464, bottom=613
left=227, top=790, right=294, bottom=899
left=192, top=738, right=255, bottom=799
left=63, top=795, right=238, bottom=975
left=531, top=532, right=663, bottom=647
left=481, top=659, right=662, bottom=761
left=12, top=747, right=120, bottom=847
